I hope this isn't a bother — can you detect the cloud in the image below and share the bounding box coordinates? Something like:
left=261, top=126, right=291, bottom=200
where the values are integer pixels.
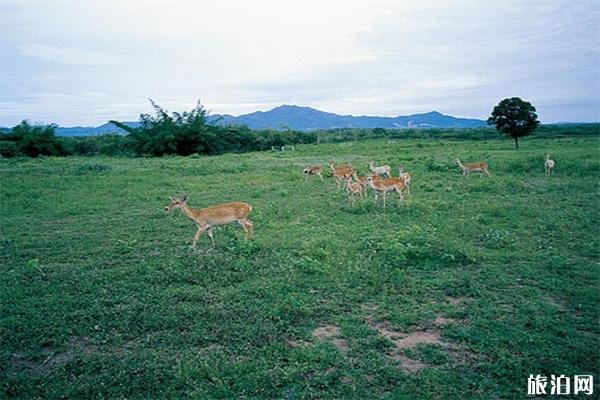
left=0, top=0, right=598, bottom=124
left=18, top=43, right=121, bottom=66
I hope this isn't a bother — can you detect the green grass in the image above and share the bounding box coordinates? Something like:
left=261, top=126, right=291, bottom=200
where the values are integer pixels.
left=1, top=136, right=598, bottom=399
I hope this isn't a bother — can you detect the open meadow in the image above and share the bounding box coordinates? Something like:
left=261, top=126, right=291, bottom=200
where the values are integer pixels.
left=1, top=136, right=599, bottom=399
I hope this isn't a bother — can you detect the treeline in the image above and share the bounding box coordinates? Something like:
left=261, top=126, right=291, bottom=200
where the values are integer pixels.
left=1, top=101, right=598, bottom=158
left=0, top=101, right=316, bottom=158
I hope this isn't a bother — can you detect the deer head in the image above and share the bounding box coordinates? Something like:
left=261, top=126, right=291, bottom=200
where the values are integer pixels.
left=164, top=195, right=188, bottom=211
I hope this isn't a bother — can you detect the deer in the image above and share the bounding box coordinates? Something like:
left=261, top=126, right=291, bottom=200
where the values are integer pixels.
left=329, top=161, right=354, bottom=188
left=164, top=196, right=253, bottom=247
left=345, top=178, right=364, bottom=206
left=454, top=158, right=490, bottom=176
left=303, top=165, right=323, bottom=180
left=368, top=161, right=392, bottom=178
left=398, top=167, right=412, bottom=196
left=352, top=171, right=380, bottom=197
left=366, top=175, right=406, bottom=208
left=544, top=154, right=555, bottom=175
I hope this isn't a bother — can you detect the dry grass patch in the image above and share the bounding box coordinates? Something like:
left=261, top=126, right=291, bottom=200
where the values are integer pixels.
left=312, top=325, right=348, bottom=352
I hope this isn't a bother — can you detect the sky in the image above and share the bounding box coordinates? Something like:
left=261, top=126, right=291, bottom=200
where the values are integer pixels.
left=0, top=0, right=598, bottom=126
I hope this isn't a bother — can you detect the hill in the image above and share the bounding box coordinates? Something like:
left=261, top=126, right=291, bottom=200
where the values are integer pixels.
left=42, top=106, right=486, bottom=136
left=210, top=105, right=486, bottom=130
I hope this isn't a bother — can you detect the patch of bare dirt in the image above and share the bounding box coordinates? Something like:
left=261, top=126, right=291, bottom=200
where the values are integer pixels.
left=394, top=330, right=443, bottom=349
left=365, top=313, right=446, bottom=373
left=10, top=336, right=94, bottom=376
left=388, top=353, right=427, bottom=373
left=312, top=325, right=348, bottom=352
left=312, top=325, right=340, bottom=339
left=332, top=338, right=349, bottom=352
left=368, top=320, right=404, bottom=340
left=366, top=318, right=443, bottom=349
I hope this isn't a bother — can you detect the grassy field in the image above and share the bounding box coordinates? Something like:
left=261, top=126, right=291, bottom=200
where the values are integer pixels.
left=1, top=136, right=598, bottom=399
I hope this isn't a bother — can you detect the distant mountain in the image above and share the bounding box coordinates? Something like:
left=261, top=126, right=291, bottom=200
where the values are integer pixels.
left=208, top=105, right=487, bottom=130
left=41, top=105, right=486, bottom=136
left=55, top=121, right=140, bottom=136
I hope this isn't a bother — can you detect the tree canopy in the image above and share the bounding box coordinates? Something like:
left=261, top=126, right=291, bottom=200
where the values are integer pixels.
left=488, top=97, right=540, bottom=148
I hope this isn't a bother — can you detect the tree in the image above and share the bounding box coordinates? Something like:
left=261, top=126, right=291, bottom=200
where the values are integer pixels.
left=110, top=99, right=213, bottom=156
left=488, top=97, right=540, bottom=148
left=0, top=120, right=66, bottom=157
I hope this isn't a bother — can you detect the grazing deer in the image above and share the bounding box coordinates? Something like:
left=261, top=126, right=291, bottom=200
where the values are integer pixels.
left=366, top=175, right=406, bottom=208
left=164, top=196, right=253, bottom=247
left=303, top=165, right=323, bottom=180
left=454, top=158, right=490, bottom=176
left=544, top=154, right=555, bottom=175
left=398, top=167, right=412, bottom=196
left=368, top=161, right=392, bottom=178
left=345, top=178, right=364, bottom=206
left=329, top=161, right=354, bottom=188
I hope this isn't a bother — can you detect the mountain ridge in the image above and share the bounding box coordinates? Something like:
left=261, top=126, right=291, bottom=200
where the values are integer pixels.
left=44, top=105, right=487, bottom=136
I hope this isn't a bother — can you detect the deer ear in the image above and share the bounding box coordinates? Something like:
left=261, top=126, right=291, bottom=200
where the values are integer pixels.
left=169, top=196, right=175, bottom=201
left=181, top=195, right=188, bottom=202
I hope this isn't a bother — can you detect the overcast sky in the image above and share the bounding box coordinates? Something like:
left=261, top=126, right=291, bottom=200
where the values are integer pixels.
left=1, top=0, right=598, bottom=126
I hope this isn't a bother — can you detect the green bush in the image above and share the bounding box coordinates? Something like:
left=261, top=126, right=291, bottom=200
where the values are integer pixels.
left=0, top=120, right=66, bottom=157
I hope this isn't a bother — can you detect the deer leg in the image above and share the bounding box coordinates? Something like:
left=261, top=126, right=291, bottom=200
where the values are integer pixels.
left=318, top=172, right=323, bottom=181
left=397, top=187, right=404, bottom=204
left=192, top=224, right=209, bottom=248
left=383, top=191, right=387, bottom=208
left=239, top=219, right=253, bottom=239
left=206, top=228, right=215, bottom=245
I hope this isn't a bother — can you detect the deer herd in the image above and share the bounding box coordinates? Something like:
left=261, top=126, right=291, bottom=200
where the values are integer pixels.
left=168, top=154, right=556, bottom=246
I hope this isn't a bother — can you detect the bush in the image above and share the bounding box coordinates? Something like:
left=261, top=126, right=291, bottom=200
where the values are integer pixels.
left=0, top=121, right=66, bottom=157
left=0, top=141, right=20, bottom=157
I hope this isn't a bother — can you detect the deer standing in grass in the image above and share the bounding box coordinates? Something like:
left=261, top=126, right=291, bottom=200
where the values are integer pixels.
left=398, top=167, right=412, bottom=196
left=303, top=165, right=323, bottom=180
left=350, top=172, right=374, bottom=196
left=345, top=178, right=364, bottom=206
left=544, top=154, right=555, bottom=175
left=454, top=158, right=490, bottom=176
left=329, top=161, right=354, bottom=188
left=366, top=175, right=406, bottom=208
left=165, top=196, right=253, bottom=247
left=368, top=161, right=392, bottom=178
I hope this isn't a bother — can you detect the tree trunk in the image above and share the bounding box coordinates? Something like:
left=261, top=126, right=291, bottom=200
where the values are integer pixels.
left=514, top=136, right=519, bottom=149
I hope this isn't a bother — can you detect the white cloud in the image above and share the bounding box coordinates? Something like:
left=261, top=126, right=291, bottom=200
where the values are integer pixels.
left=18, top=43, right=121, bottom=66
left=0, top=0, right=598, bottom=124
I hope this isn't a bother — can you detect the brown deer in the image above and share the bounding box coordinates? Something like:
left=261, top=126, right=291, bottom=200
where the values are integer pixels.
left=303, top=165, right=323, bottom=180
left=352, top=171, right=380, bottom=197
left=366, top=175, right=406, bottom=208
left=165, top=196, right=253, bottom=247
left=345, top=178, right=364, bottom=206
left=329, top=161, right=354, bottom=188
left=454, top=158, right=490, bottom=176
